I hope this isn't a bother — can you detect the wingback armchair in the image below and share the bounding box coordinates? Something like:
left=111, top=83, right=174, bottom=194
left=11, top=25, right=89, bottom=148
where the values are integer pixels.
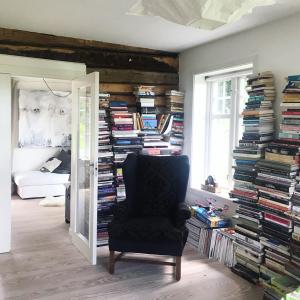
left=108, top=154, right=191, bottom=280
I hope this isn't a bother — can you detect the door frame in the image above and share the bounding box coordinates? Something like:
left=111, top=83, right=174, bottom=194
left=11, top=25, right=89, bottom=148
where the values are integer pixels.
left=0, top=54, right=86, bottom=254
left=70, top=72, right=99, bottom=265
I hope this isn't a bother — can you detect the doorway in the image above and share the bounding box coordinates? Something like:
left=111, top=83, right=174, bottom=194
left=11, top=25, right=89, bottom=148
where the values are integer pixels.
left=0, top=54, right=86, bottom=255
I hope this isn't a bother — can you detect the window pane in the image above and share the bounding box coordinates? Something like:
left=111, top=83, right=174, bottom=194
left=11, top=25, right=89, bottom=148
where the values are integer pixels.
left=225, top=80, right=232, bottom=97
left=239, top=78, right=247, bottom=114
left=218, top=81, right=224, bottom=97
left=238, top=77, right=248, bottom=142
left=209, top=118, right=230, bottom=188
left=212, top=80, right=232, bottom=115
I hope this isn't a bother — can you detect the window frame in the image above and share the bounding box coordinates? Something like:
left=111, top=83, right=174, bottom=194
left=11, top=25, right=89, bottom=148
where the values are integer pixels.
left=202, top=70, right=252, bottom=189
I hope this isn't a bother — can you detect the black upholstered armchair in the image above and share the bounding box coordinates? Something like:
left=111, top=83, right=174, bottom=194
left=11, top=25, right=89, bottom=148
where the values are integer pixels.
left=108, top=154, right=191, bottom=281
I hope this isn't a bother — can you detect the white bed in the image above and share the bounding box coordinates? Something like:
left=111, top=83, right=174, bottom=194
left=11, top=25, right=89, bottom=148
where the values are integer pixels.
left=14, top=171, right=70, bottom=199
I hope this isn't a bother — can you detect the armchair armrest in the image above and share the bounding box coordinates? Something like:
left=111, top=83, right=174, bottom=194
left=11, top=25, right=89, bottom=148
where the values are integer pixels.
left=173, top=202, right=191, bottom=227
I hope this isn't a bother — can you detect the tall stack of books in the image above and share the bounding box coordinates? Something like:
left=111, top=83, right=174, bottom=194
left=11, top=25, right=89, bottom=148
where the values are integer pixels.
left=135, top=85, right=169, bottom=155
left=280, top=75, right=300, bottom=284
left=256, top=142, right=297, bottom=282
left=230, top=72, right=275, bottom=284
left=164, top=90, right=185, bottom=155
left=290, top=184, right=300, bottom=281
left=110, top=100, right=142, bottom=201
left=97, top=94, right=116, bottom=247
left=258, top=75, right=300, bottom=299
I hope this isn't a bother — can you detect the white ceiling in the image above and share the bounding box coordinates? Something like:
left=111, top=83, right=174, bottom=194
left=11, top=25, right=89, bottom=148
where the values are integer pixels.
left=0, top=0, right=299, bottom=52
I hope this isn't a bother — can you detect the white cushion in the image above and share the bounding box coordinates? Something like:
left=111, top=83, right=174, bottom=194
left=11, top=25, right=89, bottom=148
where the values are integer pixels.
left=40, top=158, right=62, bottom=173
left=14, top=171, right=69, bottom=187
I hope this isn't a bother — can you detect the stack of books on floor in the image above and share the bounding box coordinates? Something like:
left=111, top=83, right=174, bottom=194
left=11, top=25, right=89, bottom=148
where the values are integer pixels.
left=187, top=206, right=230, bottom=256
left=110, top=100, right=142, bottom=201
left=256, top=142, right=297, bottom=282
left=209, top=228, right=236, bottom=267
left=135, top=85, right=170, bottom=155
left=230, top=71, right=275, bottom=284
left=263, top=275, right=299, bottom=300
left=186, top=216, right=212, bottom=257
left=97, top=93, right=116, bottom=247
left=280, top=75, right=300, bottom=142
left=164, top=90, right=185, bottom=155
left=259, top=75, right=300, bottom=300
left=290, top=184, right=300, bottom=281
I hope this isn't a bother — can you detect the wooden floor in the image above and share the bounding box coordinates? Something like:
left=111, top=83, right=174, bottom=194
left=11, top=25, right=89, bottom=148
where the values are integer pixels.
left=0, top=197, right=263, bottom=300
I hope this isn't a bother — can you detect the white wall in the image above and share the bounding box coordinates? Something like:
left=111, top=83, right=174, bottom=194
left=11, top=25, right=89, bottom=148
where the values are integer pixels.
left=179, top=12, right=300, bottom=207
left=0, top=74, right=11, bottom=253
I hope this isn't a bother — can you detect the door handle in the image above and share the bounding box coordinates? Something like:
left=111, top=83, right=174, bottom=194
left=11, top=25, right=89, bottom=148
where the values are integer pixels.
left=89, top=162, right=98, bottom=174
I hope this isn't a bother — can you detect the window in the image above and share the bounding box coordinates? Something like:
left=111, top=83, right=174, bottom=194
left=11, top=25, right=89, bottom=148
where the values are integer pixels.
left=191, top=65, right=252, bottom=191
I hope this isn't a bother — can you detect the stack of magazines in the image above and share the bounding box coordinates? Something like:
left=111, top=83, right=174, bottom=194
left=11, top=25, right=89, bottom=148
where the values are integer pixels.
left=209, top=228, right=236, bottom=267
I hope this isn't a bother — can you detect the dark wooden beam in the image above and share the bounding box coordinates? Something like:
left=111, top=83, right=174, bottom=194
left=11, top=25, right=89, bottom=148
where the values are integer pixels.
left=91, top=68, right=178, bottom=85
left=0, top=44, right=178, bottom=73
left=99, top=83, right=178, bottom=96
left=0, top=28, right=177, bottom=56
left=0, top=28, right=179, bottom=73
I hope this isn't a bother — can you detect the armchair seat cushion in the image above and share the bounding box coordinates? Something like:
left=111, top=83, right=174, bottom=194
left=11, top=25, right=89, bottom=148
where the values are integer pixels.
left=109, top=216, right=184, bottom=242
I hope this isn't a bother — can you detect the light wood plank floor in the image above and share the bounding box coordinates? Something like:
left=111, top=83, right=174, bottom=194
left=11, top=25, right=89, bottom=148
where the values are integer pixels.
left=0, top=197, right=263, bottom=300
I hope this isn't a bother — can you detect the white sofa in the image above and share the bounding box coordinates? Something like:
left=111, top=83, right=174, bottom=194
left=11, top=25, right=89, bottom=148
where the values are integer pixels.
left=14, top=171, right=70, bottom=199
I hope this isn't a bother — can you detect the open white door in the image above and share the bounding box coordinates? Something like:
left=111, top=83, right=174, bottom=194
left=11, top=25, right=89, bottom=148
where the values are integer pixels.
left=0, top=73, right=11, bottom=254
left=70, top=72, right=99, bottom=265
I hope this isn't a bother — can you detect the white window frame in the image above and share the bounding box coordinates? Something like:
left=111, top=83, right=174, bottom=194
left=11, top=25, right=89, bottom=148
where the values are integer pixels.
left=199, top=68, right=252, bottom=190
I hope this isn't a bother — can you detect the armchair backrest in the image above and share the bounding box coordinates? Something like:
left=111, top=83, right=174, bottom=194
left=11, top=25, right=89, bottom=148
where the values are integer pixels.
left=123, top=154, right=189, bottom=217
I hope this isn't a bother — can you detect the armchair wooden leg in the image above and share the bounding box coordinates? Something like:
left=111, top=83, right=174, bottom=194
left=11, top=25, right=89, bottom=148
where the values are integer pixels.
left=109, top=250, right=115, bottom=274
left=175, top=256, right=181, bottom=281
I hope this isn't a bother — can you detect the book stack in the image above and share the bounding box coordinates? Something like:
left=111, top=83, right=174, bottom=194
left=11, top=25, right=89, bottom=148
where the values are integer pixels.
left=135, top=85, right=169, bottom=155
left=279, top=75, right=300, bottom=142
left=258, top=75, right=300, bottom=300
left=164, top=90, right=185, bottom=155
left=289, top=185, right=300, bottom=281
left=230, top=72, right=276, bottom=284
left=186, top=216, right=213, bottom=257
left=285, top=287, right=300, bottom=300
left=255, top=142, right=297, bottom=282
left=209, top=228, right=236, bottom=267
left=262, top=275, right=299, bottom=300
left=110, top=100, right=142, bottom=201
left=279, top=75, right=300, bottom=288
left=97, top=93, right=116, bottom=247
left=192, top=206, right=230, bottom=228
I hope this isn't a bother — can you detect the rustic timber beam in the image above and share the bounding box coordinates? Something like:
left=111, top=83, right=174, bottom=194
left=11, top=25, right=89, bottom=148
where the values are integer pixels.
left=99, top=83, right=178, bottom=96
left=0, top=28, right=178, bottom=72
left=0, top=28, right=177, bottom=56
left=90, top=68, right=179, bottom=85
